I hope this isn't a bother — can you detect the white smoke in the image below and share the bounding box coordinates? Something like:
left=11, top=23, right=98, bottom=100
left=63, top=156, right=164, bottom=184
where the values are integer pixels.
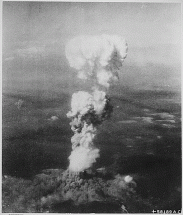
left=68, top=147, right=100, bottom=172
left=65, top=34, right=128, bottom=88
left=66, top=34, right=128, bottom=172
left=67, top=90, right=111, bottom=172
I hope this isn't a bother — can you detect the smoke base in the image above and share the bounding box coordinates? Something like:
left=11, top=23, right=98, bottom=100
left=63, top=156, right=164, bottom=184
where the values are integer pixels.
left=3, top=168, right=140, bottom=213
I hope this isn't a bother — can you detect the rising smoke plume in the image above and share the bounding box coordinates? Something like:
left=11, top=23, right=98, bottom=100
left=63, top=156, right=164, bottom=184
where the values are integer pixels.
left=65, top=34, right=128, bottom=88
left=66, top=34, right=128, bottom=172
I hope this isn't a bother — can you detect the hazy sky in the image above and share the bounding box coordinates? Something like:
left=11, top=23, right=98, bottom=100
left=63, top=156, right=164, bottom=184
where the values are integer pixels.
left=2, top=2, right=181, bottom=93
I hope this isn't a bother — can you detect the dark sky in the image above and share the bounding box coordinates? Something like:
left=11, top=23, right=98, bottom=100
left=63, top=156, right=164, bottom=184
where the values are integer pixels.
left=2, top=2, right=181, bottom=94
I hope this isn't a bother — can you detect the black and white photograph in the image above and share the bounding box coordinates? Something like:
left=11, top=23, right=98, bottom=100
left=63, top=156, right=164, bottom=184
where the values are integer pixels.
left=2, top=1, right=182, bottom=213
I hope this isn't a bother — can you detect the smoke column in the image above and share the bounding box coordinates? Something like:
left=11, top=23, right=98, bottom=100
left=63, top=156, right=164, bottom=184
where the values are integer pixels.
left=66, top=34, right=128, bottom=172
